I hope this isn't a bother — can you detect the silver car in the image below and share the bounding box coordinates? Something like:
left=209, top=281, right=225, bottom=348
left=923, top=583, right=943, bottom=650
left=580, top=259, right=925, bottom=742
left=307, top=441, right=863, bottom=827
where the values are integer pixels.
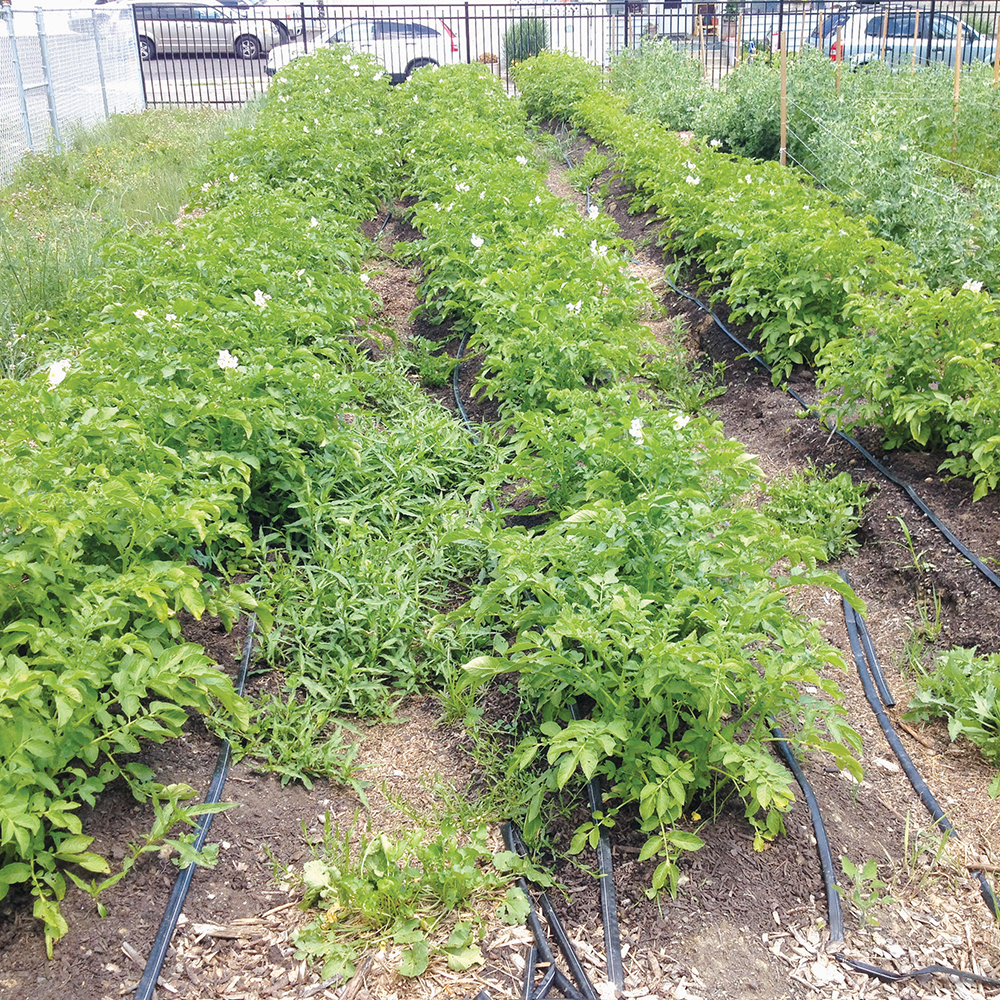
left=133, top=0, right=281, bottom=60
left=827, top=7, right=997, bottom=68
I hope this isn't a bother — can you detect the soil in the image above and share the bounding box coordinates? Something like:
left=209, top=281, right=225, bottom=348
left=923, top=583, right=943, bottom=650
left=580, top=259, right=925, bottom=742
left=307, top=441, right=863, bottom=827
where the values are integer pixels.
left=2, top=154, right=1000, bottom=1000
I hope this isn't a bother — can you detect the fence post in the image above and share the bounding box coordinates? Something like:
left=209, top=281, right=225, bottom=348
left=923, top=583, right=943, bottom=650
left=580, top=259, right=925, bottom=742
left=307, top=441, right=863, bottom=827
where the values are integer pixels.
left=34, top=7, right=62, bottom=153
left=464, top=0, right=471, bottom=65
left=91, top=10, right=111, bottom=120
left=5, top=7, right=34, bottom=153
left=301, top=3, right=308, bottom=54
left=924, top=0, right=936, bottom=66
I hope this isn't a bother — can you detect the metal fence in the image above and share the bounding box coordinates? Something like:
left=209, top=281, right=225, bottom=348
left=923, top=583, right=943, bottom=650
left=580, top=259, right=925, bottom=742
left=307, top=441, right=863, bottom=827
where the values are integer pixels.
left=1, top=5, right=144, bottom=184
left=3, top=1, right=999, bottom=150
left=123, top=0, right=1000, bottom=107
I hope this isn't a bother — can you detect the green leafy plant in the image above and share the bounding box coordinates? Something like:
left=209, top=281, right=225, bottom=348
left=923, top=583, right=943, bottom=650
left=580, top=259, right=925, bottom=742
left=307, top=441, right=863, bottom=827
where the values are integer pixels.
left=836, top=856, right=889, bottom=928
left=904, top=647, right=1000, bottom=764
left=405, top=334, right=459, bottom=388
left=293, top=820, right=524, bottom=979
left=761, top=462, right=868, bottom=560
left=564, top=148, right=609, bottom=192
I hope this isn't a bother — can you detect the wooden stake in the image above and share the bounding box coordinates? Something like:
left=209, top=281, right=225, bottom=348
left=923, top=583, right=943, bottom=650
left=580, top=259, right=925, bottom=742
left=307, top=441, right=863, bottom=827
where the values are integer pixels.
left=780, top=30, right=787, bottom=166
left=880, top=9, right=889, bottom=61
left=954, top=21, right=963, bottom=157
left=737, top=11, right=743, bottom=66
left=994, top=12, right=999, bottom=87
left=835, top=25, right=842, bottom=93
left=911, top=10, right=920, bottom=72
left=698, top=9, right=707, bottom=76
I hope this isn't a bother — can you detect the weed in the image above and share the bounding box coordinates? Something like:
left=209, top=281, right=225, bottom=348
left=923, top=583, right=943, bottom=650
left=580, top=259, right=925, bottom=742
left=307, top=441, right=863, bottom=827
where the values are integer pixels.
left=292, top=819, right=524, bottom=979
left=762, top=462, right=869, bottom=560
left=904, top=647, right=1000, bottom=764
left=836, top=856, right=889, bottom=928
left=405, top=334, right=459, bottom=388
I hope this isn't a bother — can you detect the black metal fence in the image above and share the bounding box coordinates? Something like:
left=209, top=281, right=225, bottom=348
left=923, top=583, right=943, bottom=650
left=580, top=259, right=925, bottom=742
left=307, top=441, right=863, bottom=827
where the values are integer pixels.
left=69, top=1, right=1000, bottom=107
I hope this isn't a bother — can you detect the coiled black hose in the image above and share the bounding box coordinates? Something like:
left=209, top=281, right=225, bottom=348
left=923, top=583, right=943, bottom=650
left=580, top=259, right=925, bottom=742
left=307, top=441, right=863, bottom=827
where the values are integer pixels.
left=661, top=272, right=1000, bottom=593
left=133, top=615, right=258, bottom=1000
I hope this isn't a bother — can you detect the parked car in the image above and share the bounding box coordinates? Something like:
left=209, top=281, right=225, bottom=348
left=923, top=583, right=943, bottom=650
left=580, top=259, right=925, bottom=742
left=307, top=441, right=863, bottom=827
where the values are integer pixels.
left=217, top=0, right=303, bottom=44
left=132, top=0, right=282, bottom=59
left=826, top=7, right=997, bottom=68
left=266, top=17, right=461, bottom=82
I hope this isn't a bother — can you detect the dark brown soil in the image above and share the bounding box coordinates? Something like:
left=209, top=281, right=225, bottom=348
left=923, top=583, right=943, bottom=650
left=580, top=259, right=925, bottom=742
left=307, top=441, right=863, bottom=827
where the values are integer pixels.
left=2, top=166, right=999, bottom=1000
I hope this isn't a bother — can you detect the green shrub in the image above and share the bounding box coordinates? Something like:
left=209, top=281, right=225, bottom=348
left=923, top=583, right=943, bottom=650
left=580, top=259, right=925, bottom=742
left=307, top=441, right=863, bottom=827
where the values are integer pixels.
left=513, top=50, right=600, bottom=122
left=504, top=18, right=550, bottom=68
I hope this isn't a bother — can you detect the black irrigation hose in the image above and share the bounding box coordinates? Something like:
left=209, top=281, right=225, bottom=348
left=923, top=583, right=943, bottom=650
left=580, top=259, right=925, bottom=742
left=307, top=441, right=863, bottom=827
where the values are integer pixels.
left=502, top=821, right=596, bottom=1000
left=133, top=615, right=258, bottom=1000
left=374, top=208, right=393, bottom=239
left=772, top=724, right=1000, bottom=987
left=838, top=570, right=1000, bottom=921
left=452, top=326, right=481, bottom=445
left=855, top=610, right=895, bottom=709
left=769, top=724, right=845, bottom=942
left=660, top=272, right=1000, bottom=594
left=568, top=704, right=625, bottom=991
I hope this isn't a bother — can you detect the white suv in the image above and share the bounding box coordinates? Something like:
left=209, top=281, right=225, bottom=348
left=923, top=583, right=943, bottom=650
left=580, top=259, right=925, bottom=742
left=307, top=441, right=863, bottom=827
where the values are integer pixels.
left=266, top=17, right=462, bottom=82
left=826, top=7, right=997, bottom=68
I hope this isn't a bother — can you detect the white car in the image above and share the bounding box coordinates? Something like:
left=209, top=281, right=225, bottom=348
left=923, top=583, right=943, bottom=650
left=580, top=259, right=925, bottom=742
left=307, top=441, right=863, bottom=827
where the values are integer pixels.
left=826, top=7, right=997, bottom=68
left=266, top=17, right=461, bottom=82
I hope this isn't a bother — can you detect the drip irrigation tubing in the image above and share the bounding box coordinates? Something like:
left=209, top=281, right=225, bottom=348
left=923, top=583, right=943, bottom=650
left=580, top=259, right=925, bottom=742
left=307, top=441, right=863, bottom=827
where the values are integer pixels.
left=501, top=821, right=596, bottom=1000
left=771, top=724, right=1000, bottom=987
left=568, top=704, right=625, bottom=991
left=838, top=570, right=1000, bottom=921
left=660, top=271, right=1000, bottom=594
left=133, top=614, right=258, bottom=1000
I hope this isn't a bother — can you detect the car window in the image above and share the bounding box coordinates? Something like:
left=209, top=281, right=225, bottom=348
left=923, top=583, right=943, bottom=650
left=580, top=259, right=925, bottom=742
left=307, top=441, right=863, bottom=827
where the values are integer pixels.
left=883, top=14, right=918, bottom=38
left=381, top=22, right=439, bottom=39
left=821, top=12, right=849, bottom=35
left=930, top=15, right=958, bottom=39
left=333, top=21, right=376, bottom=42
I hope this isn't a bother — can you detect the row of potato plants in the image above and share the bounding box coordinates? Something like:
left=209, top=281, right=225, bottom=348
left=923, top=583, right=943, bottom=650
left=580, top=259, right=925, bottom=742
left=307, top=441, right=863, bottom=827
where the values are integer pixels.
left=380, top=64, right=863, bottom=898
left=609, top=45, right=1000, bottom=292
left=0, top=50, right=433, bottom=951
left=514, top=53, right=1000, bottom=501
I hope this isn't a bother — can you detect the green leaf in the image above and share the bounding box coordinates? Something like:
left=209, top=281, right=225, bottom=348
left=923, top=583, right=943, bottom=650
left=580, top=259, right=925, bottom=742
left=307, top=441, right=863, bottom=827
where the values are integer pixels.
left=398, top=939, right=430, bottom=977
left=499, top=886, right=531, bottom=925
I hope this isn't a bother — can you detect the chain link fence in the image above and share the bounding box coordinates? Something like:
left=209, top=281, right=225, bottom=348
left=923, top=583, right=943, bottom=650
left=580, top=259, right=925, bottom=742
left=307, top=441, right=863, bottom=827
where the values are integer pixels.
left=1, top=5, right=144, bottom=184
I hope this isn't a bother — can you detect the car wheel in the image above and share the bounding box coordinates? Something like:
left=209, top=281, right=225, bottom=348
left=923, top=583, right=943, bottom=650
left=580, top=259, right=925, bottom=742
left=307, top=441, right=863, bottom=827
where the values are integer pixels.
left=235, top=35, right=261, bottom=60
left=138, top=35, right=155, bottom=60
left=405, top=57, right=438, bottom=78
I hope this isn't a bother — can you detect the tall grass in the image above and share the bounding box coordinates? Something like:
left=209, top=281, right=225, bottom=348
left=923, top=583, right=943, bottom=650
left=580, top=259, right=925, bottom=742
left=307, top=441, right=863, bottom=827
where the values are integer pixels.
left=0, top=105, right=257, bottom=378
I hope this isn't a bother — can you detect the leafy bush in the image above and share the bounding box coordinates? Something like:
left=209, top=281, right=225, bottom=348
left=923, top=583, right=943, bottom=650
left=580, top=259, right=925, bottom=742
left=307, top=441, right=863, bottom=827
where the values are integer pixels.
left=761, top=463, right=869, bottom=560
left=609, top=40, right=708, bottom=132
left=504, top=18, right=550, bottom=68
left=905, top=647, right=1000, bottom=765
left=819, top=283, right=1000, bottom=499
left=513, top=50, right=602, bottom=122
